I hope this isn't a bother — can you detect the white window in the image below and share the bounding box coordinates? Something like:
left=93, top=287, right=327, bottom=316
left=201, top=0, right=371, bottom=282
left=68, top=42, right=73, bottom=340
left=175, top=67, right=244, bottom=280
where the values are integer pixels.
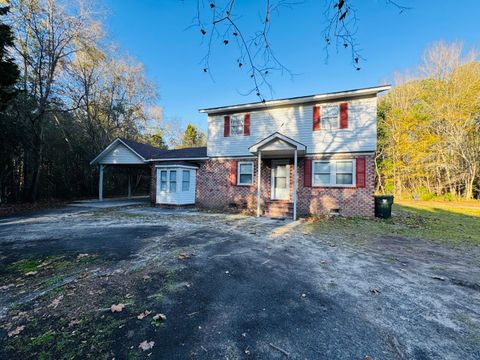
left=160, top=170, right=168, bottom=191
left=321, top=105, right=339, bottom=130
left=169, top=170, right=177, bottom=192
left=230, top=115, right=244, bottom=135
left=238, top=161, right=253, bottom=185
left=182, top=170, right=190, bottom=191
left=313, top=162, right=331, bottom=185
left=312, top=159, right=355, bottom=187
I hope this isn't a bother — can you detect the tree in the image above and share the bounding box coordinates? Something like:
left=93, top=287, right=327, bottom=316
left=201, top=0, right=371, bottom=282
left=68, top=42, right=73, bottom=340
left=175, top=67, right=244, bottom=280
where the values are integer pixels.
left=377, top=42, right=480, bottom=199
left=178, top=123, right=206, bottom=148
left=0, top=5, right=19, bottom=110
left=143, top=130, right=168, bottom=150
left=194, top=0, right=411, bottom=98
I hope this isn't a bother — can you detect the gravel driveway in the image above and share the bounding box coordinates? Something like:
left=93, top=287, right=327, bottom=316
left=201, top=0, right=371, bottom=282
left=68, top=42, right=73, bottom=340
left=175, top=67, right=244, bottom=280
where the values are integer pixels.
left=0, top=204, right=479, bottom=359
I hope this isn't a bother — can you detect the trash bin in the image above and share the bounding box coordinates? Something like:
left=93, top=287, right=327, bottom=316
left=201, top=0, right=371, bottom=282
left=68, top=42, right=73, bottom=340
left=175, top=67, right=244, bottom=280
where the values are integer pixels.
left=374, top=195, right=394, bottom=219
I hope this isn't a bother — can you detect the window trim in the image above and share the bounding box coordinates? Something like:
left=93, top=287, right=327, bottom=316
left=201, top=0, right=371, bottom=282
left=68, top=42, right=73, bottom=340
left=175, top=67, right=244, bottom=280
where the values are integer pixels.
left=237, top=161, right=254, bottom=186
left=182, top=170, right=190, bottom=192
left=229, top=114, right=245, bottom=136
left=321, top=105, right=340, bottom=130
left=312, top=159, right=356, bottom=188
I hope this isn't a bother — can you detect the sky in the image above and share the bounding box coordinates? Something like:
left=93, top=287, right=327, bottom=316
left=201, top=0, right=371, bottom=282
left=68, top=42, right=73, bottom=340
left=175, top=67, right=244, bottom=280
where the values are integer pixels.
left=102, top=0, right=480, bottom=132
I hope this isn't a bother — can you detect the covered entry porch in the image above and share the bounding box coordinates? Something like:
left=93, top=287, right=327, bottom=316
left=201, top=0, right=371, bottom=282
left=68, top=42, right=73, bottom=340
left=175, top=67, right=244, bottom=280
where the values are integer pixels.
left=249, top=132, right=307, bottom=220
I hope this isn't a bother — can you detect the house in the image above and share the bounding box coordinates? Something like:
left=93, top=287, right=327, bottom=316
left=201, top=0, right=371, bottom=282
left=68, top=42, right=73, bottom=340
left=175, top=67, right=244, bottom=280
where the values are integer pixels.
left=91, top=85, right=390, bottom=219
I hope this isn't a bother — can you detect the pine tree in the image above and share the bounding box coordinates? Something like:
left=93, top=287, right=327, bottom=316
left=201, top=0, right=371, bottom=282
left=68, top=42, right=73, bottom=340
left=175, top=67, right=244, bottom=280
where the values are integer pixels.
left=179, top=123, right=206, bottom=148
left=0, top=6, right=19, bottom=110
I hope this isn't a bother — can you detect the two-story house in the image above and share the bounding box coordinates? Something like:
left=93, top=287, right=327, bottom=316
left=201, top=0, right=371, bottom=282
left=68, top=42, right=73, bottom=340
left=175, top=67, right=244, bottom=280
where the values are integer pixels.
left=91, top=85, right=390, bottom=219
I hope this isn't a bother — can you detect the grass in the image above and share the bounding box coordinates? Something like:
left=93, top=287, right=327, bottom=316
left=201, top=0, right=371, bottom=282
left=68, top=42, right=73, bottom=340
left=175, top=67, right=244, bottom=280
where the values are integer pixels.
left=305, top=200, right=480, bottom=246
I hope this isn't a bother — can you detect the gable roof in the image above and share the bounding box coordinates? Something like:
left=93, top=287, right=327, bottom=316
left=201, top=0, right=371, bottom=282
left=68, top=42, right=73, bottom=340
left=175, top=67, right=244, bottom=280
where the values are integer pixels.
left=249, top=132, right=307, bottom=154
left=90, top=138, right=207, bottom=165
left=199, top=85, right=391, bottom=115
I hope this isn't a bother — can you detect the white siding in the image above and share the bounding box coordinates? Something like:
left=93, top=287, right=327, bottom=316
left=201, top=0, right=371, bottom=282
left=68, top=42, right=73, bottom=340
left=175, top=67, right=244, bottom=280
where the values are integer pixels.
left=100, top=143, right=144, bottom=164
left=207, top=97, right=377, bottom=157
left=156, top=168, right=196, bottom=205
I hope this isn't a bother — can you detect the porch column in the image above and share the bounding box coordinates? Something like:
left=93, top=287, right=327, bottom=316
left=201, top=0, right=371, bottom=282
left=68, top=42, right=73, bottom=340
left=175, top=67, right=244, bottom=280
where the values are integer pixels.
left=99, top=164, right=104, bottom=201
left=293, top=149, right=298, bottom=221
left=127, top=174, right=132, bottom=198
left=256, top=151, right=262, bottom=217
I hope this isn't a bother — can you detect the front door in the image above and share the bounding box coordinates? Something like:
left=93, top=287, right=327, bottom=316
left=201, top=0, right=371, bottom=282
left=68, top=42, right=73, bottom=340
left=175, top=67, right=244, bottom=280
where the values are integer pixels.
left=271, top=161, right=290, bottom=200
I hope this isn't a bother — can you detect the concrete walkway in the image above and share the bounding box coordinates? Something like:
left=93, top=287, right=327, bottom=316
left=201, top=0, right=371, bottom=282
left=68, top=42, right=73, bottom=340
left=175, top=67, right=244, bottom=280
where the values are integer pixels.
left=69, top=196, right=150, bottom=208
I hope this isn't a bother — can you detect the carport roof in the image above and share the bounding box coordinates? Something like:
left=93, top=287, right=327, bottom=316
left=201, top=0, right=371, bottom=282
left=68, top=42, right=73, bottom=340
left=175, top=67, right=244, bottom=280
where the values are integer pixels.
left=90, top=138, right=208, bottom=165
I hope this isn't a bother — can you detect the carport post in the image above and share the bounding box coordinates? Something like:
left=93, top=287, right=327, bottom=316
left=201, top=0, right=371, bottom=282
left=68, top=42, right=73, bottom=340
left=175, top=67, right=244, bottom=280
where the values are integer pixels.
left=256, top=151, right=262, bottom=217
left=293, top=149, right=297, bottom=221
left=99, top=164, right=104, bottom=201
left=127, top=174, right=132, bottom=198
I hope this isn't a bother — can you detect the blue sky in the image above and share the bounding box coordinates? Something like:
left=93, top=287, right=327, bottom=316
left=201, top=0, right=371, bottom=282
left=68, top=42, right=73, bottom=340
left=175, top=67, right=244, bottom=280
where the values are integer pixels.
left=103, top=0, right=479, bottom=132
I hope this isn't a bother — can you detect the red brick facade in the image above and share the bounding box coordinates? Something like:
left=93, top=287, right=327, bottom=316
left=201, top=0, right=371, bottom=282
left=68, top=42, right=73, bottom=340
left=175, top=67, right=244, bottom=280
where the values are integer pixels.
left=195, top=154, right=375, bottom=217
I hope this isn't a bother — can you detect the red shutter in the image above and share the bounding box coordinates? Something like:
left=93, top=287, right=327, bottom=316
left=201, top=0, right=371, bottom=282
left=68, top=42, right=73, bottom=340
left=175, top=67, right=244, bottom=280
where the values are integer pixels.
left=230, top=160, right=237, bottom=186
left=313, top=105, right=321, bottom=131
left=356, top=157, right=366, bottom=188
left=340, top=102, right=348, bottom=129
left=224, top=115, right=230, bottom=137
left=244, top=113, right=250, bottom=136
left=304, top=158, right=312, bottom=187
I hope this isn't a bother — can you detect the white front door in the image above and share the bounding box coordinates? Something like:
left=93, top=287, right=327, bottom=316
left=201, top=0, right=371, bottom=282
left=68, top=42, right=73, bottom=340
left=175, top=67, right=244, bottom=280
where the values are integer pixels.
left=271, top=161, right=290, bottom=200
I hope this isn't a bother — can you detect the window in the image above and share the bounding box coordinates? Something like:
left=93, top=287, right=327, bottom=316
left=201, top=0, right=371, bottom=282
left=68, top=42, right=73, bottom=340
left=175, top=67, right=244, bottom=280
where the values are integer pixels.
left=182, top=170, right=190, bottom=191
left=169, top=170, right=177, bottom=192
left=313, top=162, right=330, bottom=185
left=321, top=105, right=339, bottom=130
left=336, top=161, right=353, bottom=185
left=230, top=115, right=244, bottom=135
left=312, top=160, right=355, bottom=186
left=238, top=162, right=253, bottom=185
left=160, top=170, right=167, bottom=191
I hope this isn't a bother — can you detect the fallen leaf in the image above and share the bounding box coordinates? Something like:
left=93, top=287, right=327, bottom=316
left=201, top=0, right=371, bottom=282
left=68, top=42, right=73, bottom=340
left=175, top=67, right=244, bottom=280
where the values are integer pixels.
left=152, top=313, right=166, bottom=321
left=111, top=303, right=125, bottom=313
left=177, top=252, right=190, bottom=260
left=48, top=295, right=64, bottom=308
left=137, top=310, right=152, bottom=320
left=8, top=325, right=25, bottom=337
left=69, top=319, right=81, bottom=327
left=139, top=340, right=155, bottom=351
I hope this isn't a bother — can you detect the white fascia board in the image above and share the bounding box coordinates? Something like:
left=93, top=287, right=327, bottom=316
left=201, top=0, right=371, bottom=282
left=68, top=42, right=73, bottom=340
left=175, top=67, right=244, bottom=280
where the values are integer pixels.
left=147, top=157, right=209, bottom=162
left=90, top=138, right=146, bottom=165
left=199, top=85, right=391, bottom=115
left=155, top=164, right=199, bottom=170
left=249, top=132, right=307, bottom=153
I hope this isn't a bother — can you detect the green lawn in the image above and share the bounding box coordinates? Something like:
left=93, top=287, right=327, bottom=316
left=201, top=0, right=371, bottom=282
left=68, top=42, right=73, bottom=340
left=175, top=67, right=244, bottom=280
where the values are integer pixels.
left=304, top=200, right=480, bottom=246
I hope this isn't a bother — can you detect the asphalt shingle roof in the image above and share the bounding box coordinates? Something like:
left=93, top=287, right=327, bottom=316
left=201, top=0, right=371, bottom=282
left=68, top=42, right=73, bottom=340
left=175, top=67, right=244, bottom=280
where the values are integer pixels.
left=120, top=138, right=207, bottom=160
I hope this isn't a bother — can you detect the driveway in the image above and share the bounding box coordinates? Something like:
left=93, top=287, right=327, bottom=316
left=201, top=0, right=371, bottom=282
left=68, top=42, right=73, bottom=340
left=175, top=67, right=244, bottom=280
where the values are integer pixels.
left=0, top=205, right=479, bottom=359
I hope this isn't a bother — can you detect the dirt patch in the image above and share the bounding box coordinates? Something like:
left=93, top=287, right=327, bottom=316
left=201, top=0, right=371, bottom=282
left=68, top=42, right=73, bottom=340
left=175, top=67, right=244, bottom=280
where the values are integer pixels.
left=1, top=206, right=479, bottom=359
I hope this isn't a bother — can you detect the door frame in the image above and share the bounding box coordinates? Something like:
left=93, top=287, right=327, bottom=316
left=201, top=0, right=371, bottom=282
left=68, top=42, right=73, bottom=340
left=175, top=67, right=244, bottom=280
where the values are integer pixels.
left=270, top=159, right=290, bottom=200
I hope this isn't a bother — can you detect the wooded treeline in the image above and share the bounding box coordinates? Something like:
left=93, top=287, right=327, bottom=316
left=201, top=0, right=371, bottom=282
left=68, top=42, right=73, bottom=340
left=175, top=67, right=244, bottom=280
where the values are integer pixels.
left=0, top=0, right=205, bottom=204
left=377, top=42, right=480, bottom=200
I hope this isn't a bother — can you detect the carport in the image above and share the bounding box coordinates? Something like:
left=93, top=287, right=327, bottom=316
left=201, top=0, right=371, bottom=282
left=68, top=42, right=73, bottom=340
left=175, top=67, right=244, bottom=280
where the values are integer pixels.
left=90, top=138, right=158, bottom=200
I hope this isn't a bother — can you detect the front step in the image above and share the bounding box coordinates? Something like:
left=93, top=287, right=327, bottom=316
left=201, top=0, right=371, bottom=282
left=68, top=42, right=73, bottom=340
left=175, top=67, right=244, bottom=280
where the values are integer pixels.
left=264, top=201, right=293, bottom=219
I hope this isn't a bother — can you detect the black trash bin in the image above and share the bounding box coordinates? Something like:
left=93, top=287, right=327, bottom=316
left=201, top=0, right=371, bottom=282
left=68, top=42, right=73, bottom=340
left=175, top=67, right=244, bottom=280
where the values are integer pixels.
left=374, top=195, right=394, bottom=218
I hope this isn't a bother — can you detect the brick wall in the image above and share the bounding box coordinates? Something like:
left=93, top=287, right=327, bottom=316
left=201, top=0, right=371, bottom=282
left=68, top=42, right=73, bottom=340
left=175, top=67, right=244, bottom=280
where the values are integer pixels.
left=297, top=154, right=375, bottom=217
left=195, top=154, right=375, bottom=217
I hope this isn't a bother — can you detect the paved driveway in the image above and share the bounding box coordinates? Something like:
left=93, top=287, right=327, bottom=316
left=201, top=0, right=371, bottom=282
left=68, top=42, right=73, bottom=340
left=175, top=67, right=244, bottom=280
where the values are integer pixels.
left=0, top=205, right=479, bottom=359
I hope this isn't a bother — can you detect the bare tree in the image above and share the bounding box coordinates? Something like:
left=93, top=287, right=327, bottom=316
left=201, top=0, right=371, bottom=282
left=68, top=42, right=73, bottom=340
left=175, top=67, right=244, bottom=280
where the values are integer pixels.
left=194, top=0, right=411, bottom=99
